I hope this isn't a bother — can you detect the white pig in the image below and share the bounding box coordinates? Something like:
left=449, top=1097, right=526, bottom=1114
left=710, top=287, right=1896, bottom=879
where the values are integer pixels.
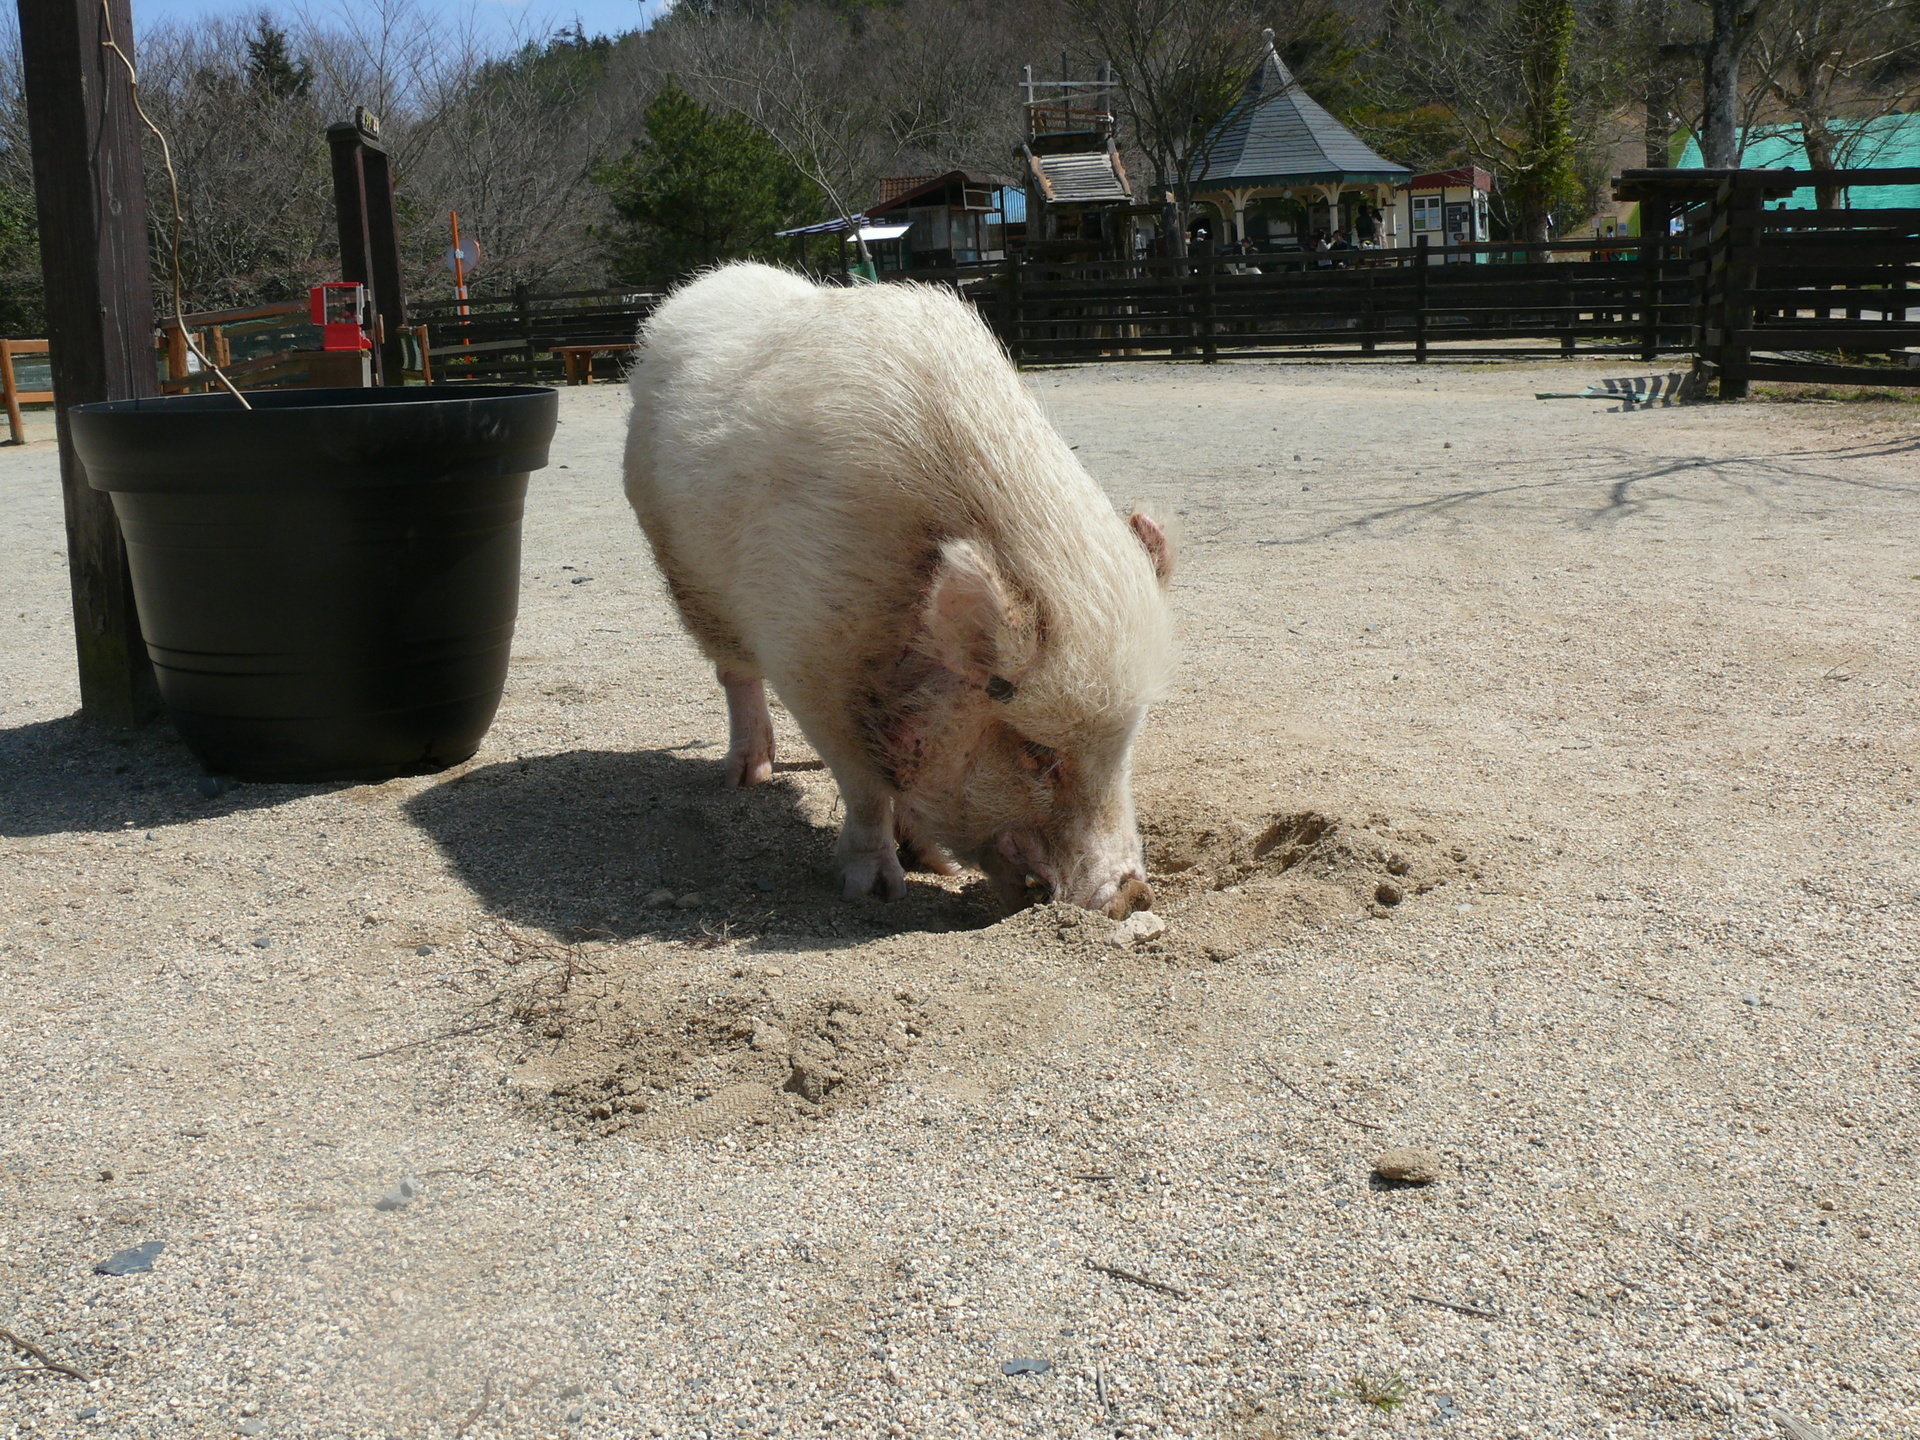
left=622, top=263, right=1174, bottom=917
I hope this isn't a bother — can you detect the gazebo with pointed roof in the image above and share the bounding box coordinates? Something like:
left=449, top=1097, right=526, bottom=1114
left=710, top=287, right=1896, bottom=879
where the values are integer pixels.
left=1190, top=29, right=1410, bottom=245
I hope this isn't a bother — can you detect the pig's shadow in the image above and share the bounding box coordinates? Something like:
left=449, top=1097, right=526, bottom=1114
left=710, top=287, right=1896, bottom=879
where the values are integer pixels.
left=402, top=748, right=1001, bottom=944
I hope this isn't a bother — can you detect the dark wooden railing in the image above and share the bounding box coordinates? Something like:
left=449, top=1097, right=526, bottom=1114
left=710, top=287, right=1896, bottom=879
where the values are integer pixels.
left=1679, top=168, right=1920, bottom=397
left=902, top=238, right=1695, bottom=366
left=411, top=284, right=666, bottom=381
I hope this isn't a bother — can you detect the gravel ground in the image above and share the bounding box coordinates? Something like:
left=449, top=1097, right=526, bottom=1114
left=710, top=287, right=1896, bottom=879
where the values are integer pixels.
left=2, top=359, right=1916, bottom=1440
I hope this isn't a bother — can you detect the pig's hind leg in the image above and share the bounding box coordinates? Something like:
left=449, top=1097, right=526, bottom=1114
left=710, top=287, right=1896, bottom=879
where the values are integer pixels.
left=720, top=670, right=776, bottom=788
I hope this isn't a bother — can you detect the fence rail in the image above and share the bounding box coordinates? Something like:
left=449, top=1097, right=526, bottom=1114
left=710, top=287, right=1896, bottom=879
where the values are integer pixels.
left=411, top=284, right=664, bottom=380
left=1682, top=167, right=1920, bottom=396
left=906, top=237, right=1696, bottom=366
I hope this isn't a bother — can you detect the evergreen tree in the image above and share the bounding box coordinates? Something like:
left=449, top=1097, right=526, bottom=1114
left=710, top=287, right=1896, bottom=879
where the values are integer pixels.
left=592, top=80, right=825, bottom=284
left=244, top=15, right=312, bottom=101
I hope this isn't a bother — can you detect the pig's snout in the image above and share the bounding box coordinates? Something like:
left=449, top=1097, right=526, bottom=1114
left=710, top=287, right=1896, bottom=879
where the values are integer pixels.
left=1093, top=874, right=1154, bottom=919
left=998, top=831, right=1152, bottom=918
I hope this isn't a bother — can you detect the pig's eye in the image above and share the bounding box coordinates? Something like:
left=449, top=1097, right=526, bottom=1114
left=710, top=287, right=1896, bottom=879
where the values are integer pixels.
left=1018, top=740, right=1060, bottom=778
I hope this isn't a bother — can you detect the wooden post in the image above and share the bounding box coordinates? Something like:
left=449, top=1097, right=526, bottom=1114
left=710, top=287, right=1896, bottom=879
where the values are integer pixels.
left=1717, top=177, right=1760, bottom=400
left=1559, top=265, right=1577, bottom=357
left=1006, top=251, right=1025, bottom=365
left=1640, top=201, right=1670, bottom=363
left=0, top=337, right=24, bottom=444
left=1414, top=236, right=1429, bottom=363
left=327, top=110, right=407, bottom=385
left=513, top=282, right=535, bottom=375
left=1200, top=253, right=1218, bottom=364
left=17, top=0, right=160, bottom=724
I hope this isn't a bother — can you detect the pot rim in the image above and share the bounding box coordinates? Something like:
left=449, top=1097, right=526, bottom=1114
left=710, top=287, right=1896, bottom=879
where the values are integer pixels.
left=70, top=383, right=559, bottom=493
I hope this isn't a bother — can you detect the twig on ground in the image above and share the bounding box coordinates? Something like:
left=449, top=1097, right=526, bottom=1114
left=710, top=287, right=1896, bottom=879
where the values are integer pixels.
left=452, top=1377, right=495, bottom=1439
left=1616, top=981, right=1680, bottom=1009
left=0, top=1329, right=90, bottom=1382
left=1408, top=1291, right=1500, bottom=1320
left=353, top=1021, right=499, bottom=1062
left=1086, top=1261, right=1190, bottom=1301
left=1269, top=1073, right=1384, bottom=1131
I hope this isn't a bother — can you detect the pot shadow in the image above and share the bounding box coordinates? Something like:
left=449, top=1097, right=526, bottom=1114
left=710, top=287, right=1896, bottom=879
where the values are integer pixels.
left=401, top=747, right=1003, bottom=944
left=0, top=713, right=346, bottom=839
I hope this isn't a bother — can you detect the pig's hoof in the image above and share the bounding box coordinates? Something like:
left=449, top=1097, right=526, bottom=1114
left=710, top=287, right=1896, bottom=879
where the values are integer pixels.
left=1102, top=876, right=1154, bottom=919
left=841, top=849, right=906, bottom=902
left=726, top=747, right=774, bottom=788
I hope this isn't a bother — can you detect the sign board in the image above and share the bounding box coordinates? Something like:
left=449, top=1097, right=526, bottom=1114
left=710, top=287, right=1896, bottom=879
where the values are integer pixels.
left=444, top=238, right=481, bottom=273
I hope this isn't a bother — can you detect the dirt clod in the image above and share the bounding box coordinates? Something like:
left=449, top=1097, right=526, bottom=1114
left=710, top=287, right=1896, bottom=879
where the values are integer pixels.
left=1373, top=1147, right=1442, bottom=1185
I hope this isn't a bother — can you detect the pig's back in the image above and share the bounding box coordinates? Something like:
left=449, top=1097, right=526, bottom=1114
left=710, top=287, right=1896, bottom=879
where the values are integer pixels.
left=625, top=263, right=1160, bottom=712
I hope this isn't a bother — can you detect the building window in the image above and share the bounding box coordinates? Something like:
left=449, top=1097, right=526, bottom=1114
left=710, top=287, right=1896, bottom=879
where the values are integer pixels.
left=1411, top=195, right=1443, bottom=232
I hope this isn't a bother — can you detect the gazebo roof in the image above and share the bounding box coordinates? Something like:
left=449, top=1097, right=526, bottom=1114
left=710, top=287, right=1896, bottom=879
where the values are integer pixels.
left=1194, top=31, right=1410, bottom=192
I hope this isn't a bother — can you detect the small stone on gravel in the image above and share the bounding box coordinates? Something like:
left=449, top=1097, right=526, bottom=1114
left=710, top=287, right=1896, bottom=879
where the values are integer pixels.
left=94, top=1239, right=164, bottom=1275
left=1107, top=910, right=1166, bottom=947
left=373, top=1176, right=420, bottom=1211
left=674, top=892, right=705, bottom=909
left=1374, top=880, right=1404, bottom=906
left=643, top=889, right=676, bottom=907
left=238, top=1422, right=266, bottom=1437
left=1001, top=1358, right=1051, bottom=1375
left=1373, top=1147, right=1442, bottom=1185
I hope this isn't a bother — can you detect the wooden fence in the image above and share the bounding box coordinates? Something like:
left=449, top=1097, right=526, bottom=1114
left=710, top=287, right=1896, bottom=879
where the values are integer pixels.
left=411, top=285, right=664, bottom=381
left=1680, top=167, right=1920, bottom=397
left=928, top=238, right=1695, bottom=365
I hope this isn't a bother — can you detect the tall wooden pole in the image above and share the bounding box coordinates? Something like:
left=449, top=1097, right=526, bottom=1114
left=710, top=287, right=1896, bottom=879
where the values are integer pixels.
left=16, top=0, right=161, bottom=725
left=327, top=110, right=408, bottom=386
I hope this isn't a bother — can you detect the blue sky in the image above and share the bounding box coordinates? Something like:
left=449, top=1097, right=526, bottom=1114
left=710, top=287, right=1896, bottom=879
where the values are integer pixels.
left=133, top=0, right=672, bottom=51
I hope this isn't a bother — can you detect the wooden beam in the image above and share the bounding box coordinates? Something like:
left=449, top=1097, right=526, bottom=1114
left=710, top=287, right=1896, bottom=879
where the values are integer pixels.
left=16, top=0, right=161, bottom=725
left=327, top=112, right=408, bottom=385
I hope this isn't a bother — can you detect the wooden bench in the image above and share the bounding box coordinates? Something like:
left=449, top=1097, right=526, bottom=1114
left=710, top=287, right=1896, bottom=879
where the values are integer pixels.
left=1, top=337, right=51, bottom=444
left=554, top=342, right=639, bottom=385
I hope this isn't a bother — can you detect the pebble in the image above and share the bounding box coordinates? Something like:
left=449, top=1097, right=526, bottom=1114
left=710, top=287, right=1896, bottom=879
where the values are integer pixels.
left=1001, top=1358, right=1051, bottom=1376
left=194, top=776, right=225, bottom=798
left=251, top=936, right=271, bottom=948
left=373, top=1176, right=421, bottom=1211
left=1372, top=1147, right=1442, bottom=1185
left=674, top=892, right=705, bottom=909
left=94, top=1239, right=164, bottom=1275
left=238, top=1422, right=266, bottom=1437
left=1107, top=910, right=1166, bottom=948
left=1374, top=881, right=1404, bottom=906
left=643, top=889, right=676, bottom=908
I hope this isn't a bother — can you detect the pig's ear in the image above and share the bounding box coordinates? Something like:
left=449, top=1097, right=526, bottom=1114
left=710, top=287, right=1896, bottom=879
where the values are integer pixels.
left=1129, top=511, right=1175, bottom=585
left=921, top=539, right=1023, bottom=686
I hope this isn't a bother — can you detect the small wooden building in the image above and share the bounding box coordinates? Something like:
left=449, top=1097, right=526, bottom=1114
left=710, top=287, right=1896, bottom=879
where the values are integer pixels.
left=865, top=171, right=1023, bottom=269
left=1399, top=167, right=1493, bottom=261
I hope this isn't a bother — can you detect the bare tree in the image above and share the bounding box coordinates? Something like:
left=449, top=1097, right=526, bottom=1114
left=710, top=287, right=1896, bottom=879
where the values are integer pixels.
left=1066, top=0, right=1263, bottom=255
left=1381, top=0, right=1612, bottom=241
left=1746, top=0, right=1920, bottom=205
left=653, top=0, right=1046, bottom=229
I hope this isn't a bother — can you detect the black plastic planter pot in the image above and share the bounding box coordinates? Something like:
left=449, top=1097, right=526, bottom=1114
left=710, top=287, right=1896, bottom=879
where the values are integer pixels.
left=69, top=385, right=558, bottom=782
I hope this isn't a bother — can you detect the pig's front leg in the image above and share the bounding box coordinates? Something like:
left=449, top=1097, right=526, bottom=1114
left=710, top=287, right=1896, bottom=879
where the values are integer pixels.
left=835, top=776, right=906, bottom=901
left=720, top=669, right=775, bottom=787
